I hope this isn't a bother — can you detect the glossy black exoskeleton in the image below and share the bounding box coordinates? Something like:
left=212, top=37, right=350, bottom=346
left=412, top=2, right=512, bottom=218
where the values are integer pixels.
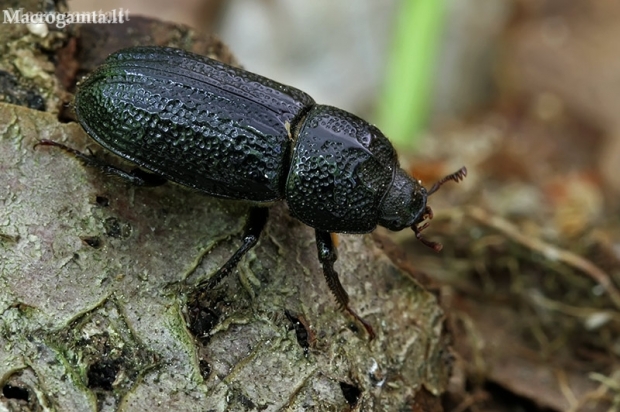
left=37, top=46, right=466, bottom=338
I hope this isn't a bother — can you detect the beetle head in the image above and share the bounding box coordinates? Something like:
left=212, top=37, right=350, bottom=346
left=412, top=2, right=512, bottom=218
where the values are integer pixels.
left=379, top=166, right=467, bottom=251
left=378, top=167, right=428, bottom=232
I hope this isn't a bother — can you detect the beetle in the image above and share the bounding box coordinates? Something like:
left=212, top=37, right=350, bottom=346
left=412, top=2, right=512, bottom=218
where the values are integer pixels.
left=37, top=46, right=466, bottom=338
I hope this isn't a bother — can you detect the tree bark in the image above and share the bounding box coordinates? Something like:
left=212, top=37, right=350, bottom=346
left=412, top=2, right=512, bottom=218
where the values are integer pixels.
left=0, top=5, right=450, bottom=411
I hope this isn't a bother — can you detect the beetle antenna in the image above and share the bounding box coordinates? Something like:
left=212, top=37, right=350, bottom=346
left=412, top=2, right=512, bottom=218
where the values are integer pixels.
left=410, top=167, right=467, bottom=251
left=427, top=166, right=467, bottom=195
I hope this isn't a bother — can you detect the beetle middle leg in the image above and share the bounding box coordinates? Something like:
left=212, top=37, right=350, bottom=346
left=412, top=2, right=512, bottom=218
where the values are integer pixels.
left=34, top=139, right=167, bottom=187
left=198, top=206, right=269, bottom=290
left=315, top=230, right=376, bottom=340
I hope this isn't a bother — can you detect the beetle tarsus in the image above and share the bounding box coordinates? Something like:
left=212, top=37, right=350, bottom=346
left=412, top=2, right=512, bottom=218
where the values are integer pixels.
left=315, top=230, right=375, bottom=339
left=35, top=139, right=88, bottom=158
left=345, top=306, right=376, bottom=340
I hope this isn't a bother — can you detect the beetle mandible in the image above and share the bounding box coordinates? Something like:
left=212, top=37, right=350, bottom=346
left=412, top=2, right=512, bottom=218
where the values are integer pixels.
left=37, top=46, right=466, bottom=338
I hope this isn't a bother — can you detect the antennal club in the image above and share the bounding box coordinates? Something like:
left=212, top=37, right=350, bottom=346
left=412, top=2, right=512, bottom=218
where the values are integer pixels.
left=427, top=166, right=467, bottom=195
left=411, top=166, right=467, bottom=251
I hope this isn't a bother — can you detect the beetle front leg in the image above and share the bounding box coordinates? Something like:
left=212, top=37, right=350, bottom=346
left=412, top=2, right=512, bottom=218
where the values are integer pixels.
left=34, top=139, right=167, bottom=187
left=198, top=207, right=269, bottom=289
left=315, top=230, right=375, bottom=340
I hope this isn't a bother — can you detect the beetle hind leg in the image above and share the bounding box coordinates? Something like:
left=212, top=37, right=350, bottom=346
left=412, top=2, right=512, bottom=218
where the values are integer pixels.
left=315, top=230, right=376, bottom=340
left=34, top=139, right=167, bottom=187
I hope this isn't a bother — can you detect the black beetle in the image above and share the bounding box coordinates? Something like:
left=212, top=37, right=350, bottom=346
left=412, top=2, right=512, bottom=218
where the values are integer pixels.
left=37, top=46, right=466, bottom=338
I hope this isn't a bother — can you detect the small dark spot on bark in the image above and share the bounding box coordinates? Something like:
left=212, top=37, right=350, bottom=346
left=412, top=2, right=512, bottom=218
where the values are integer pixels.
left=0, top=70, right=46, bottom=111
left=0, top=233, right=20, bottom=243
left=339, top=381, right=362, bottom=407
left=81, top=236, right=102, bottom=248
left=103, top=217, right=122, bottom=238
left=188, top=305, right=220, bottom=343
left=199, top=359, right=211, bottom=380
left=2, top=384, right=29, bottom=401
left=346, top=321, right=360, bottom=334
left=95, top=195, right=109, bottom=207
left=285, top=310, right=314, bottom=354
left=233, top=391, right=256, bottom=409
left=87, top=359, right=120, bottom=391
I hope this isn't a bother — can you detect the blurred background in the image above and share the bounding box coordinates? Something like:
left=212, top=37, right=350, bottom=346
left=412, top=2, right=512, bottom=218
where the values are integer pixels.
left=61, top=1, right=620, bottom=410
left=68, top=0, right=508, bottom=150
left=67, top=0, right=620, bottom=197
